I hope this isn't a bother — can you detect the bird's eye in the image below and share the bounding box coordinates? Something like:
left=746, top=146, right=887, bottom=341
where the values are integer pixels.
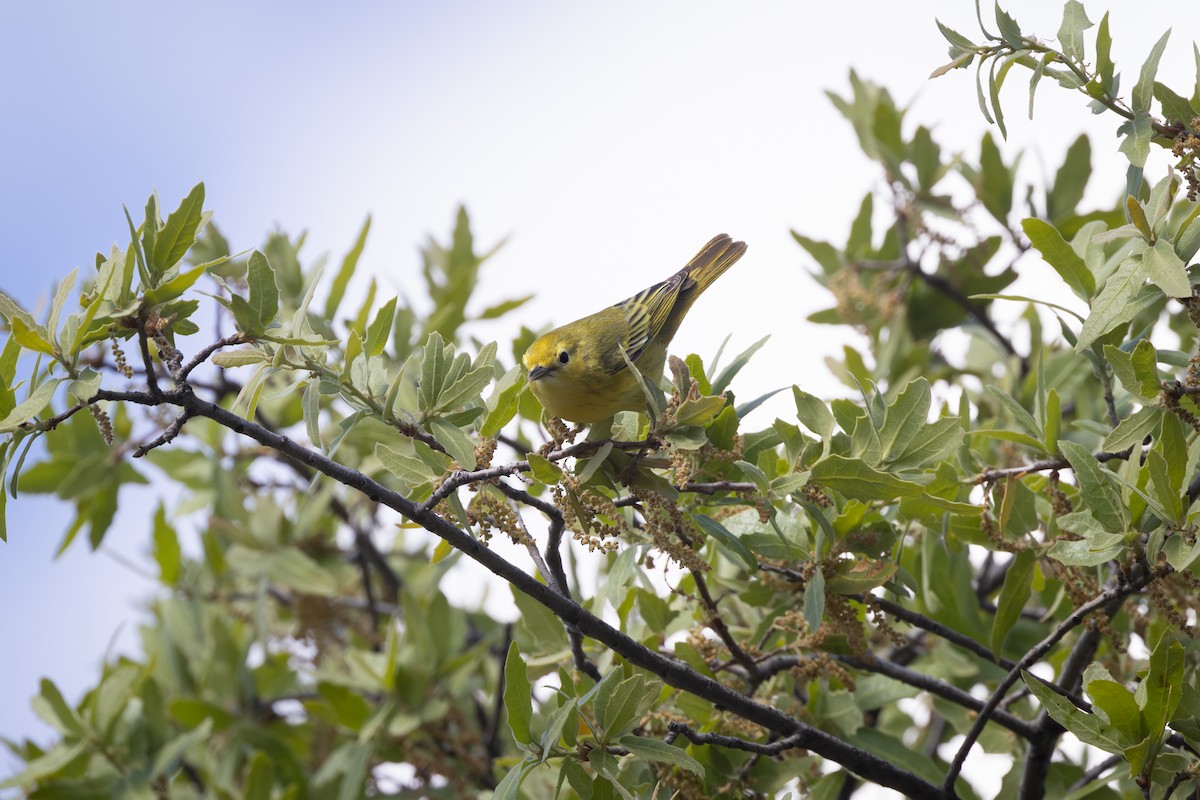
left=558, top=350, right=570, bottom=365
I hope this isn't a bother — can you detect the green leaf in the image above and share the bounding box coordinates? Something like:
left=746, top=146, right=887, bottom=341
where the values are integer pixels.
left=1049, top=530, right=1126, bottom=566
left=674, top=395, right=727, bottom=427
left=504, top=641, right=533, bottom=746
left=1022, top=218, right=1095, bottom=298
left=0, top=378, right=62, bottom=433
left=794, top=386, right=835, bottom=441
left=1105, top=340, right=1161, bottom=401
left=810, top=455, right=925, bottom=502
left=880, top=377, right=931, bottom=462
left=804, top=566, right=825, bottom=635
left=122, top=203, right=152, bottom=289
left=1076, top=255, right=1147, bottom=350
left=141, top=263, right=208, bottom=307
left=152, top=503, right=181, bottom=585
left=991, top=550, right=1035, bottom=656
left=1044, top=388, right=1061, bottom=454
left=712, top=335, right=769, bottom=394
left=418, top=332, right=448, bottom=411
left=434, top=343, right=497, bottom=413
left=376, top=443, right=437, bottom=486
left=1148, top=449, right=1183, bottom=523
left=978, top=131, right=1013, bottom=223
left=325, top=216, right=371, bottom=319
left=1132, top=30, right=1172, bottom=112
left=1060, top=440, right=1126, bottom=531
left=1057, top=1, right=1091, bottom=61
left=1118, top=112, right=1153, bottom=168
left=994, top=3, right=1023, bottom=47
left=478, top=294, right=534, bottom=320
left=365, top=297, right=397, bottom=357
left=595, top=674, right=659, bottom=740
left=0, top=740, right=87, bottom=789
left=1143, top=631, right=1185, bottom=734
left=1048, top=135, right=1091, bottom=223
left=791, top=231, right=844, bottom=275
left=1142, top=237, right=1191, bottom=298
left=151, top=718, right=213, bottom=778
left=1103, top=406, right=1163, bottom=452
left=247, top=250, right=280, bottom=330
left=825, top=559, right=897, bottom=594
left=692, top=513, right=757, bottom=572
left=229, top=545, right=339, bottom=595
left=1095, top=13, right=1114, bottom=87
left=522, top=454, right=560, bottom=486
left=985, top=385, right=1042, bottom=439
left=93, top=662, right=144, bottom=735
left=33, top=678, right=84, bottom=737
left=11, top=315, right=55, bottom=356
left=1085, top=679, right=1142, bottom=741
left=618, top=734, right=704, bottom=776
left=1025, top=671, right=1126, bottom=754
left=303, top=378, right=321, bottom=447
left=481, top=368, right=525, bottom=438
left=151, top=182, right=205, bottom=274
left=46, top=269, right=77, bottom=349
left=429, top=417, right=477, bottom=469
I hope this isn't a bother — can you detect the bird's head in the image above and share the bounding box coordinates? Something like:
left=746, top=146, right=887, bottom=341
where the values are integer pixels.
left=522, top=328, right=583, bottom=384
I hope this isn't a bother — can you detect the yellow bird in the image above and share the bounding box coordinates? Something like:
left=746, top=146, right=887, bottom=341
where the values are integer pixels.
left=523, top=234, right=747, bottom=423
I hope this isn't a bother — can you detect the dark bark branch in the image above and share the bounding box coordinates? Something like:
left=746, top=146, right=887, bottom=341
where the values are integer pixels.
left=1019, top=579, right=1129, bottom=800
left=138, top=327, right=162, bottom=397
left=179, top=333, right=246, bottom=380
left=132, top=409, right=193, bottom=457
left=692, top=569, right=760, bottom=683
left=494, top=480, right=601, bottom=682
left=665, top=722, right=806, bottom=756
left=18, top=399, right=89, bottom=432
left=942, top=567, right=1158, bottom=794
left=754, top=653, right=1037, bottom=739
left=973, top=448, right=1130, bottom=483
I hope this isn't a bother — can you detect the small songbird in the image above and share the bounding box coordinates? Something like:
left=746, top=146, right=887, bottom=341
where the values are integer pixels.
left=522, top=234, right=747, bottom=423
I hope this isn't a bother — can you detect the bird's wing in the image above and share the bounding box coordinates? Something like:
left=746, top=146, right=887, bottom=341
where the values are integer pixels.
left=616, top=271, right=690, bottom=366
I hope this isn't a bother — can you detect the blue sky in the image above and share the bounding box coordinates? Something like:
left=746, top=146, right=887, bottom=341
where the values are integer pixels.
left=2, top=0, right=1198, bottom=789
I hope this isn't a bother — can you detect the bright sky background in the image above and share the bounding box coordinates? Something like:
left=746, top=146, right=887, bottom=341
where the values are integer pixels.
left=2, top=1, right=1199, bottom=794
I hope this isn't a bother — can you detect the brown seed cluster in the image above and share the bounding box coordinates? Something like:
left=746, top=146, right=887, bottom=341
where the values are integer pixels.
left=110, top=334, right=134, bottom=378
left=1171, top=123, right=1200, bottom=201
left=88, top=404, right=114, bottom=445
left=552, top=475, right=622, bottom=553
left=466, top=489, right=525, bottom=546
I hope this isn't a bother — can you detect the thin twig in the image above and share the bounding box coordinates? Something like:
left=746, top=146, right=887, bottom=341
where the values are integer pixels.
left=665, top=722, right=806, bottom=756
left=179, top=333, right=246, bottom=380
left=972, top=448, right=1130, bottom=483
left=494, top=480, right=601, bottom=681
left=693, top=570, right=760, bottom=683
left=18, top=400, right=89, bottom=432
left=138, top=327, right=162, bottom=397
left=751, top=650, right=1038, bottom=738
left=133, top=409, right=193, bottom=457
left=1065, top=754, right=1122, bottom=793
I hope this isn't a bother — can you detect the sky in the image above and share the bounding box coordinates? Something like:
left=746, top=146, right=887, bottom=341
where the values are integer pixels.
left=1, top=1, right=1198, bottom=794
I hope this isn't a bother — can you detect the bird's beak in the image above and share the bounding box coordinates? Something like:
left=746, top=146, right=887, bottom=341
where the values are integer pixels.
left=528, top=365, right=552, bottom=382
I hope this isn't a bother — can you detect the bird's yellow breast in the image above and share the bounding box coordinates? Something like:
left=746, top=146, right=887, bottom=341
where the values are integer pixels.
left=526, top=358, right=650, bottom=423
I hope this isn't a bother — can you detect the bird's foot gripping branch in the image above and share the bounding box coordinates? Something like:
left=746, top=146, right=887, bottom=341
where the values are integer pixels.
left=6, top=4, right=1200, bottom=797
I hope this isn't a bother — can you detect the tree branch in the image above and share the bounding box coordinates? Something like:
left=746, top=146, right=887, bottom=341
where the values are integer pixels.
left=942, top=567, right=1158, bottom=794
left=178, top=333, right=245, bottom=380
